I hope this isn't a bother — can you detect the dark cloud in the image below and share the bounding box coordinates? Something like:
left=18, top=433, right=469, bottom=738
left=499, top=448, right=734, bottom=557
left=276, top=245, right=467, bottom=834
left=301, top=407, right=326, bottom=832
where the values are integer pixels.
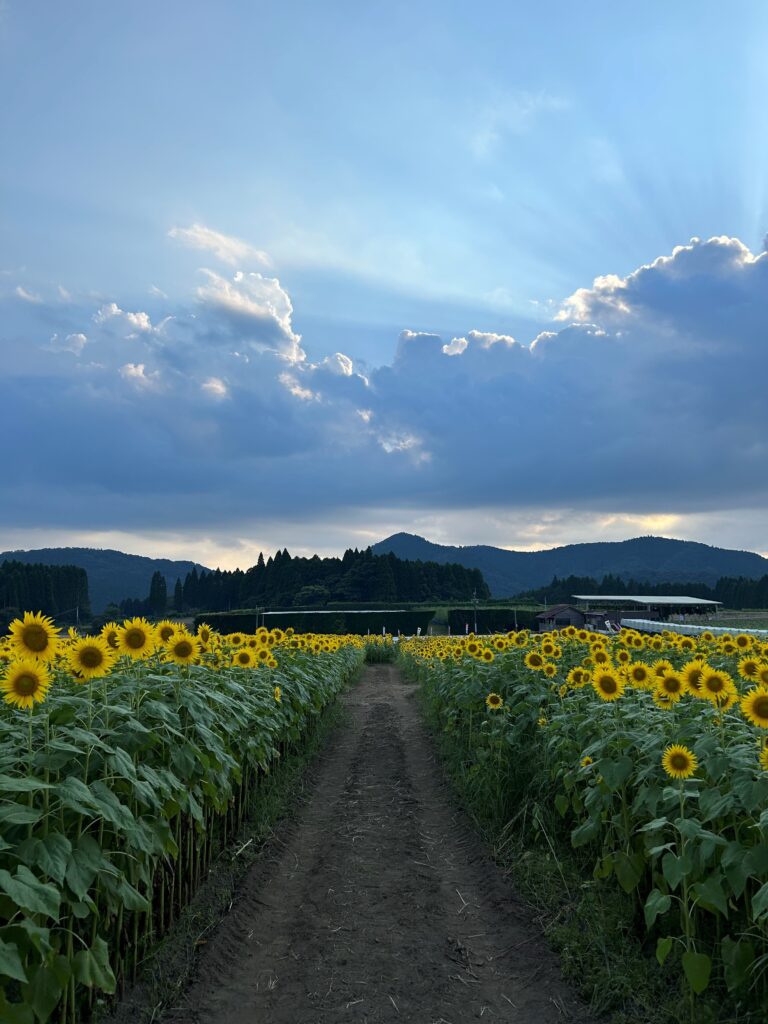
left=3, top=236, right=768, bottom=535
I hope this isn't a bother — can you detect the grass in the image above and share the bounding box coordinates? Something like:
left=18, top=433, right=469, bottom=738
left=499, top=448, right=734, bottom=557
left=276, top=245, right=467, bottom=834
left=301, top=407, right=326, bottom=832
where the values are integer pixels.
left=98, top=696, right=351, bottom=1024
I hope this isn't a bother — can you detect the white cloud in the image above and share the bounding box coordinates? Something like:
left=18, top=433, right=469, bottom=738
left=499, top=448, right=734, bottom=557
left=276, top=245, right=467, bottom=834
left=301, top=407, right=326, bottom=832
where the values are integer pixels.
left=15, top=285, right=41, bottom=303
left=149, top=284, right=168, bottom=299
left=321, top=352, right=354, bottom=376
left=201, top=376, right=229, bottom=399
left=278, top=372, right=316, bottom=401
left=169, top=223, right=271, bottom=268
left=119, top=362, right=161, bottom=390
left=442, top=337, right=468, bottom=356
left=95, top=301, right=157, bottom=334
left=49, top=332, right=87, bottom=355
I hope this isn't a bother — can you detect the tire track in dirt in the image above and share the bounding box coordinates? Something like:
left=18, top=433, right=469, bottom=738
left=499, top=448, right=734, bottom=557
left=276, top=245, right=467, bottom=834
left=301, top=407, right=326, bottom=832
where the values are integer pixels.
left=165, top=665, right=598, bottom=1023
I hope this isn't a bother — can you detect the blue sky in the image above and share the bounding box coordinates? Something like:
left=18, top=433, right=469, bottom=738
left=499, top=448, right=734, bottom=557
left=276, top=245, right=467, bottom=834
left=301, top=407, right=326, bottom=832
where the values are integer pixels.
left=2, top=1, right=768, bottom=567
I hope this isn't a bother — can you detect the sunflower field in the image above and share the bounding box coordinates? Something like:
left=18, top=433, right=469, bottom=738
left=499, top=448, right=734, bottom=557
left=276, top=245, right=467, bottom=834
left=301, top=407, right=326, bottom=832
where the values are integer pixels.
left=402, top=626, right=768, bottom=1018
left=0, top=613, right=364, bottom=1023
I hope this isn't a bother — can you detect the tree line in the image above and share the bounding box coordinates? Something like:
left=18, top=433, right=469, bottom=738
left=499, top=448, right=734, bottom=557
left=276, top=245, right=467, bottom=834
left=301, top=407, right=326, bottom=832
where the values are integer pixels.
left=118, top=547, right=491, bottom=617
left=514, top=573, right=768, bottom=608
left=0, top=560, right=90, bottom=628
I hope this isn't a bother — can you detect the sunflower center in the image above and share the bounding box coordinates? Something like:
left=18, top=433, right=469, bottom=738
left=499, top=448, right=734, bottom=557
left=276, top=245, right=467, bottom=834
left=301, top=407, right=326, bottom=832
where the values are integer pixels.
left=753, top=697, right=768, bottom=720
left=160, top=627, right=174, bottom=641
left=707, top=676, right=724, bottom=693
left=670, top=753, right=689, bottom=770
left=105, top=632, right=119, bottom=648
left=14, top=673, right=40, bottom=696
left=663, top=677, right=682, bottom=693
left=125, top=629, right=146, bottom=649
left=80, top=648, right=104, bottom=668
left=175, top=641, right=193, bottom=658
left=599, top=676, right=617, bottom=693
left=22, top=625, right=48, bottom=652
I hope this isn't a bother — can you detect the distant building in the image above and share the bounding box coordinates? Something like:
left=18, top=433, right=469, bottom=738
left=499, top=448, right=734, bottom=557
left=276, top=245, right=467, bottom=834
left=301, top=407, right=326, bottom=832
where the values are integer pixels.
left=571, top=595, right=722, bottom=623
left=535, top=604, right=587, bottom=631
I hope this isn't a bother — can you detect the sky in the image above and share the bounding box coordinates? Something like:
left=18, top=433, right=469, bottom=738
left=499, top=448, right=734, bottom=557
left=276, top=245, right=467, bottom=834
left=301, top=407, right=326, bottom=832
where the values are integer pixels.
left=2, top=1, right=768, bottom=568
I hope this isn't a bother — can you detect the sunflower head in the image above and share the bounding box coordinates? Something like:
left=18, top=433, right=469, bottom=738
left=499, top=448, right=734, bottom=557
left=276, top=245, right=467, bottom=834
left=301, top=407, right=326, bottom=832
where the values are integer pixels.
left=701, top=668, right=736, bottom=705
left=759, top=746, right=768, bottom=772
left=232, top=648, right=255, bottom=668
left=662, top=744, right=698, bottom=780
left=1, top=659, right=52, bottom=709
left=68, top=636, right=116, bottom=681
left=592, top=668, right=625, bottom=702
left=738, top=656, right=761, bottom=681
left=657, top=672, right=686, bottom=700
left=485, top=692, right=503, bottom=711
left=155, top=620, right=178, bottom=644
left=740, top=687, right=768, bottom=729
left=164, top=633, right=200, bottom=666
left=274, top=685, right=282, bottom=703
left=8, top=612, right=61, bottom=663
left=100, top=622, right=121, bottom=650
left=628, top=662, right=652, bottom=688
left=117, top=618, right=157, bottom=660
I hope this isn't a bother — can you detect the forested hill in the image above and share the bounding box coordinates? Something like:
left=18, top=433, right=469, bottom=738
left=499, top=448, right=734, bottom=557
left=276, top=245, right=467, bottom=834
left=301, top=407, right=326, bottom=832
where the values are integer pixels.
left=372, top=533, right=768, bottom=597
left=143, top=547, right=489, bottom=615
left=0, top=548, right=205, bottom=612
left=0, top=560, right=89, bottom=623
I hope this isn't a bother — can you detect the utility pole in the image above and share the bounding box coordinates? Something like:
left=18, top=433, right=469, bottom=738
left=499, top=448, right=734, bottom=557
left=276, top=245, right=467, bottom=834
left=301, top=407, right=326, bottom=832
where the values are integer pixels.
left=472, top=589, right=478, bottom=635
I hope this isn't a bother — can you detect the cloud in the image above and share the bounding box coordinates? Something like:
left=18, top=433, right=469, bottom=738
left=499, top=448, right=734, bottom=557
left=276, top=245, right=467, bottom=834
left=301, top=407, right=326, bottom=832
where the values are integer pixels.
left=49, top=332, right=87, bottom=355
left=169, top=223, right=271, bottom=268
left=2, top=234, right=768, bottom=551
left=201, top=376, right=229, bottom=399
left=15, top=285, right=41, bottom=303
left=469, top=91, right=569, bottom=160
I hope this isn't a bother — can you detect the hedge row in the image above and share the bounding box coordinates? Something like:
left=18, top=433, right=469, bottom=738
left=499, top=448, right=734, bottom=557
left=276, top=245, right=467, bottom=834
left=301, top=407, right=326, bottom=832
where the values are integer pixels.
left=446, top=607, right=539, bottom=634
left=194, top=610, right=437, bottom=636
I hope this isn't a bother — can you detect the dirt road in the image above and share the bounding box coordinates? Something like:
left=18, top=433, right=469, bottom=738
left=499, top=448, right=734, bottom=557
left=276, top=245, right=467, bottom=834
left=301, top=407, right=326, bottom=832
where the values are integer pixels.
left=165, top=665, right=597, bottom=1023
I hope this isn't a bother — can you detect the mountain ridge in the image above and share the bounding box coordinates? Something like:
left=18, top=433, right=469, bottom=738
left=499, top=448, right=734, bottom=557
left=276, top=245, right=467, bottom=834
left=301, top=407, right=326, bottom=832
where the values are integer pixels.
left=371, top=533, right=768, bottom=597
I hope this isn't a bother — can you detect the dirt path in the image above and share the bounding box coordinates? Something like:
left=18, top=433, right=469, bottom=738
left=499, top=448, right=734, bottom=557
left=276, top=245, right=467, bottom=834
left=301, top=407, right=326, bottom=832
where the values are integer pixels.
left=165, top=665, right=597, bottom=1024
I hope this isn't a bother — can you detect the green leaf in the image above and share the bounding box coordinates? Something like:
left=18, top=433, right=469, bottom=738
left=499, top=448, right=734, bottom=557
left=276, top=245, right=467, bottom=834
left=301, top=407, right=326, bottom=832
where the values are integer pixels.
left=614, top=851, right=644, bottom=894
left=598, top=755, right=632, bottom=792
left=0, top=775, right=53, bottom=793
left=682, top=950, right=711, bottom=994
left=0, top=867, right=60, bottom=920
left=55, top=777, right=97, bottom=817
left=88, top=780, right=135, bottom=830
left=72, top=936, right=116, bottom=994
left=0, top=937, right=28, bottom=983
left=571, top=817, right=601, bottom=848
left=637, top=816, right=669, bottom=833
left=36, top=834, right=71, bottom=885
left=656, top=936, right=673, bottom=967
left=117, top=879, right=149, bottom=913
left=751, top=880, right=768, bottom=922
left=644, top=888, right=672, bottom=929
left=0, top=802, right=44, bottom=826
left=0, top=992, right=34, bottom=1024
left=662, top=851, right=691, bottom=891
left=554, top=794, right=569, bottom=817
left=692, top=872, right=728, bottom=917
left=65, top=835, right=112, bottom=901
left=721, top=935, right=755, bottom=993
left=23, top=956, right=70, bottom=1023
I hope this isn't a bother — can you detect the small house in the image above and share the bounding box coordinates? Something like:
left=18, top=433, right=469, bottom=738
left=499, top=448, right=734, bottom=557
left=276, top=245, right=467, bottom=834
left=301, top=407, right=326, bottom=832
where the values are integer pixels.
left=535, top=604, right=587, bottom=631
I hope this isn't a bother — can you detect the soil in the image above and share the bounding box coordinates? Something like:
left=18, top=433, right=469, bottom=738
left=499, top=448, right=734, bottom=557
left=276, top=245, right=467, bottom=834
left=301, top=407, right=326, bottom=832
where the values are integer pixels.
left=163, top=665, right=598, bottom=1024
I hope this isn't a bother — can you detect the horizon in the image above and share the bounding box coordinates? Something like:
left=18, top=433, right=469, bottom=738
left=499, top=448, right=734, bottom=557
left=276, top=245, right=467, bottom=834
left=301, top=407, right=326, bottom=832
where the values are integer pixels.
left=2, top=3, right=768, bottom=561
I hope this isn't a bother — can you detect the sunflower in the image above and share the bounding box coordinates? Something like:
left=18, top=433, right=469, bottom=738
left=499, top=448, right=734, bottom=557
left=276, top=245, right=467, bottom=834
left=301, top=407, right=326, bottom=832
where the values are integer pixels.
left=566, top=667, right=588, bottom=688
left=100, top=622, right=121, bottom=650
left=740, top=687, right=768, bottom=729
left=759, top=747, right=768, bottom=772
left=652, top=690, right=675, bottom=710
left=197, top=623, right=213, bottom=644
left=616, top=649, right=631, bottom=665
left=232, top=648, right=255, bottom=668
left=652, top=659, right=674, bottom=679
left=592, top=648, right=611, bottom=666
left=68, top=636, right=117, bottom=681
left=580, top=755, right=593, bottom=768
left=466, top=640, right=480, bottom=656
left=267, top=657, right=278, bottom=669
left=1, top=660, right=52, bottom=709
left=485, top=692, right=503, bottom=711
left=117, top=618, right=157, bottom=660
left=592, top=668, right=625, bottom=702
left=656, top=672, right=686, bottom=702
left=756, top=664, right=768, bottom=687
left=8, top=612, right=61, bottom=663
left=735, top=633, right=754, bottom=650
left=700, top=668, right=736, bottom=705
left=524, top=651, right=545, bottom=670
left=678, top=636, right=696, bottom=652
left=480, top=649, right=494, bottom=663
left=738, top=656, right=761, bottom=682
left=274, top=685, right=282, bottom=703
left=662, top=744, right=698, bottom=780
left=627, top=662, right=653, bottom=689
left=541, top=640, right=557, bottom=657
left=164, top=633, right=200, bottom=666
left=155, top=620, right=178, bottom=644
left=228, top=632, right=245, bottom=647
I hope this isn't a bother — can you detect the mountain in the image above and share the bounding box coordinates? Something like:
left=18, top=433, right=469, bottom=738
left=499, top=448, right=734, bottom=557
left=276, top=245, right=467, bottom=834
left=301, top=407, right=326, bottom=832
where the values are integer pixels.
left=0, top=548, right=208, bottom=612
left=371, top=533, right=768, bottom=597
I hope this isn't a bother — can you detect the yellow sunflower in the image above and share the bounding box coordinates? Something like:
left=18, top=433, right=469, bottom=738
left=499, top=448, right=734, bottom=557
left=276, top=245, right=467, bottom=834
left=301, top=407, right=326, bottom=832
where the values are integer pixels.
left=232, top=648, right=255, bottom=668
left=1, top=660, right=52, bottom=709
left=662, top=744, right=698, bottom=779
left=580, top=755, right=593, bottom=768
left=485, top=692, right=504, bottom=711
left=100, top=622, right=121, bottom=650
left=627, top=662, right=653, bottom=689
left=117, top=618, right=157, bottom=660
left=480, top=649, right=495, bottom=663
left=68, top=636, right=117, bottom=681
left=155, top=620, right=178, bottom=644
left=197, top=623, right=213, bottom=644
left=163, top=633, right=200, bottom=666
left=656, top=672, right=687, bottom=702
left=652, top=659, right=674, bottom=679
left=592, top=668, right=625, bottom=702
left=759, top=746, right=768, bottom=772
left=8, top=612, right=61, bottom=663
left=274, top=685, right=282, bottom=703
left=543, top=662, right=557, bottom=678
left=756, top=663, right=768, bottom=688
left=740, top=687, right=768, bottom=729
left=524, top=651, right=545, bottom=670
left=700, top=668, right=736, bottom=706
left=738, top=656, right=761, bottom=682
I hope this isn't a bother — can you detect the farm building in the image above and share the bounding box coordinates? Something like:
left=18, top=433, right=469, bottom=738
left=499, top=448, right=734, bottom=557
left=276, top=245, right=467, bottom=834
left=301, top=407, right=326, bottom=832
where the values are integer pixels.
left=535, top=604, right=587, bottom=631
left=571, top=594, right=722, bottom=623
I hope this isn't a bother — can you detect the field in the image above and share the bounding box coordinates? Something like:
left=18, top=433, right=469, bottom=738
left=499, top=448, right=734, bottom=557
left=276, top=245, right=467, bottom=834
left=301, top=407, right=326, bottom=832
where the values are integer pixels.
left=2, top=613, right=768, bottom=1021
